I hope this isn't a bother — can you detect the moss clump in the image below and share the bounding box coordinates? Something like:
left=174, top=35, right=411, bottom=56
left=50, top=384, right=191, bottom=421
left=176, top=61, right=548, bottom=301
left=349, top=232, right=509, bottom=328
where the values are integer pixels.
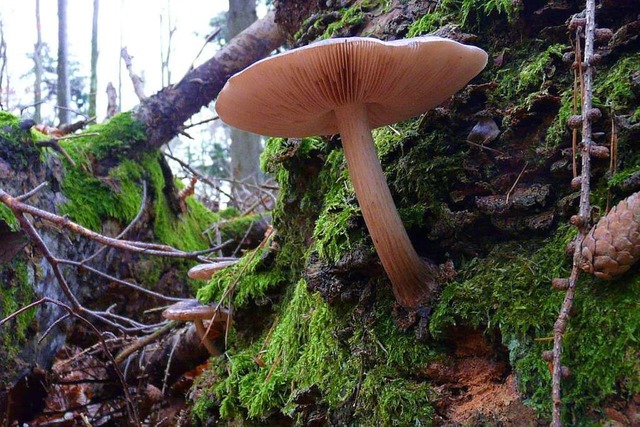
left=0, top=203, right=19, bottom=231
left=320, top=0, right=388, bottom=39
left=595, top=53, right=640, bottom=115
left=57, top=113, right=149, bottom=231
left=408, top=0, right=520, bottom=36
left=310, top=149, right=363, bottom=262
left=142, top=154, right=218, bottom=251
left=59, top=156, right=145, bottom=231
left=194, top=280, right=438, bottom=426
left=0, top=112, right=42, bottom=169
left=0, top=258, right=36, bottom=387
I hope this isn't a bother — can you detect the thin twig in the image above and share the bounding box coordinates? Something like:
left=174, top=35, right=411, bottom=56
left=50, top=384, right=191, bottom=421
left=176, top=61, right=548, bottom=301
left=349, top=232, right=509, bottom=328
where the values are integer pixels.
left=115, top=321, right=175, bottom=364
left=551, top=2, right=596, bottom=425
left=505, top=162, right=528, bottom=205
left=16, top=182, right=48, bottom=202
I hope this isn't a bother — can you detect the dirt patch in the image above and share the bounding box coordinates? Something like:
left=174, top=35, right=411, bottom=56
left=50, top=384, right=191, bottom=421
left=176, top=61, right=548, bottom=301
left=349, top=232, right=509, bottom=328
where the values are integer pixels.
left=423, top=327, right=543, bottom=426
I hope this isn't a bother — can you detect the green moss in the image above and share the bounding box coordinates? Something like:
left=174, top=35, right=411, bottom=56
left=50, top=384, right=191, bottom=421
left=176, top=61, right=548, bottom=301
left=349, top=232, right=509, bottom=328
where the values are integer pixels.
left=0, top=258, right=36, bottom=387
left=195, top=280, right=438, bottom=425
left=406, top=10, right=451, bottom=37
left=320, top=0, right=388, bottom=39
left=57, top=113, right=149, bottom=231
left=145, top=156, right=218, bottom=251
left=429, top=224, right=640, bottom=420
left=197, top=238, right=285, bottom=307
left=311, top=150, right=363, bottom=262
left=59, top=157, right=145, bottom=231
left=595, top=53, right=640, bottom=114
left=0, top=203, right=19, bottom=231
left=0, top=112, right=42, bottom=168
left=517, top=44, right=565, bottom=94
left=356, top=366, right=435, bottom=426
left=545, top=89, right=574, bottom=147
left=448, top=0, right=521, bottom=27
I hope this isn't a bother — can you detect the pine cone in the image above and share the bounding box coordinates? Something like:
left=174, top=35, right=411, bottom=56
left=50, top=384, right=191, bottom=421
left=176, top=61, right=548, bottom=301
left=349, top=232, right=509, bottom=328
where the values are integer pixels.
left=580, top=192, right=640, bottom=280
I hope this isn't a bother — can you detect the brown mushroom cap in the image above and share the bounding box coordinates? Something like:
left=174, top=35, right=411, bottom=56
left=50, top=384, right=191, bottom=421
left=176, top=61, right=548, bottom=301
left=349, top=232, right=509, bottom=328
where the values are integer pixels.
left=162, top=299, right=229, bottom=322
left=215, top=36, right=488, bottom=137
left=187, top=260, right=239, bottom=280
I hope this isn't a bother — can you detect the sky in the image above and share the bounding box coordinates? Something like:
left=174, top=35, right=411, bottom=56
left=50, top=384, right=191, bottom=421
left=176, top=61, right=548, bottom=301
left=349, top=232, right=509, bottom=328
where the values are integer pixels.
left=0, top=0, right=234, bottom=122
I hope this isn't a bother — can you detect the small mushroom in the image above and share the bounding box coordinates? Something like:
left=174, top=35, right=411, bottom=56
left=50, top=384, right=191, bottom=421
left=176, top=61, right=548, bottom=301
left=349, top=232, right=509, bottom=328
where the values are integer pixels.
left=467, top=116, right=500, bottom=145
left=187, top=260, right=239, bottom=280
left=216, top=36, right=487, bottom=308
left=162, top=299, right=229, bottom=356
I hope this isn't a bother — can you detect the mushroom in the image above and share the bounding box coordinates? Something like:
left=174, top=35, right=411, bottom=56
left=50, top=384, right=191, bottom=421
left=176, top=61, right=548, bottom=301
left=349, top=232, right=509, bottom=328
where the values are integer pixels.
left=162, top=299, right=229, bottom=356
left=187, top=260, right=239, bottom=280
left=215, top=36, right=487, bottom=308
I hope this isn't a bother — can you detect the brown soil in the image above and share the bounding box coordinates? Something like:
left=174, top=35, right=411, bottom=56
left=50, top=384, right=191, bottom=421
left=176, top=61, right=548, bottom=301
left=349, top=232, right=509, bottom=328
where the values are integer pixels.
left=423, top=327, right=543, bottom=426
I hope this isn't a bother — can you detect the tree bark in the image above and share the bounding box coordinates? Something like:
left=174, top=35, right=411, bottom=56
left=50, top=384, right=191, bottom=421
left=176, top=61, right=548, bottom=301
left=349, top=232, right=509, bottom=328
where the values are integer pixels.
left=56, top=0, right=71, bottom=125
left=132, top=10, right=286, bottom=151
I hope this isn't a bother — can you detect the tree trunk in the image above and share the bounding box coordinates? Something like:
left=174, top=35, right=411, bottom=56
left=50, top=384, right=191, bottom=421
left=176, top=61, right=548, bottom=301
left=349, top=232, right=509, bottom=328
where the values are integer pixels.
left=33, top=0, right=43, bottom=122
left=88, top=0, right=99, bottom=119
left=56, top=0, right=71, bottom=125
left=226, top=0, right=263, bottom=207
left=0, top=20, right=8, bottom=110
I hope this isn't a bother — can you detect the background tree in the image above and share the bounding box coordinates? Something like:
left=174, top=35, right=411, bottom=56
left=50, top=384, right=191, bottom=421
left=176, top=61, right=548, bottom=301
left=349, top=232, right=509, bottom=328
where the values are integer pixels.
left=0, top=19, right=8, bottom=110
left=33, top=0, right=43, bottom=122
left=56, top=0, right=70, bottom=125
left=225, top=0, right=263, bottom=208
left=88, top=0, right=99, bottom=118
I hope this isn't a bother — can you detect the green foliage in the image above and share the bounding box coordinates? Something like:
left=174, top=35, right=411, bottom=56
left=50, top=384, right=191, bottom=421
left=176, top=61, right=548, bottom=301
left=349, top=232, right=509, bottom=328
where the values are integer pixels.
left=57, top=113, right=148, bottom=231
left=59, top=157, right=145, bottom=231
left=460, top=0, right=519, bottom=25
left=545, top=89, right=574, bottom=147
left=197, top=239, right=285, bottom=307
left=320, top=0, right=389, bottom=39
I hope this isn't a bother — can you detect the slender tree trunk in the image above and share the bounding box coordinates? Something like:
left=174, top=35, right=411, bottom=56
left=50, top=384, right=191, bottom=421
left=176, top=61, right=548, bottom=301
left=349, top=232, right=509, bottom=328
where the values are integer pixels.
left=0, top=19, right=8, bottom=110
left=226, top=0, right=263, bottom=207
left=33, top=0, right=43, bottom=122
left=88, top=0, right=99, bottom=118
left=56, top=0, right=71, bottom=125
left=160, top=0, right=175, bottom=87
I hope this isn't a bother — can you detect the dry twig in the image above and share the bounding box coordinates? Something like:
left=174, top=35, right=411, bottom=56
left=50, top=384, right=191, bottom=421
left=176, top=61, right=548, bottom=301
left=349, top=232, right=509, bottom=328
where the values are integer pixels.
left=550, top=2, right=597, bottom=425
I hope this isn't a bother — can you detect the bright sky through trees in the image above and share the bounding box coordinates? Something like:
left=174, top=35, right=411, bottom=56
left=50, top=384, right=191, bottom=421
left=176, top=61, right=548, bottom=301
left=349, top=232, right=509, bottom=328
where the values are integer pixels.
left=0, top=0, right=228, bottom=121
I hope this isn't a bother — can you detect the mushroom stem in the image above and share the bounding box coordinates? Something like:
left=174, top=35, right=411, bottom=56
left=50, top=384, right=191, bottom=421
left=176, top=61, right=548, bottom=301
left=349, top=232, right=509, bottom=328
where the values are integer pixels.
left=194, top=319, right=221, bottom=356
left=335, top=103, right=437, bottom=308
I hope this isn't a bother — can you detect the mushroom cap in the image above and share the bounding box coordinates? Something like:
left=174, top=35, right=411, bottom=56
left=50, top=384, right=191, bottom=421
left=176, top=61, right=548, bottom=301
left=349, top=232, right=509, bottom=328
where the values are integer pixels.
left=188, top=260, right=239, bottom=280
left=162, top=299, right=229, bottom=322
left=216, top=36, right=488, bottom=137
